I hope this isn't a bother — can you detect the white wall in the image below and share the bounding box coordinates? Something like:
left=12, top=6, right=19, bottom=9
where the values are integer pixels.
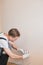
left=1, top=0, right=43, bottom=65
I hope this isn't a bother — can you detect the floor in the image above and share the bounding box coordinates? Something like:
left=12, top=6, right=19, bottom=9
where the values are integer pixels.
left=7, top=62, right=16, bottom=65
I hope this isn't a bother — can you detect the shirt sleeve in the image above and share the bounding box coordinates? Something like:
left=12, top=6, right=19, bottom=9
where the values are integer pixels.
left=0, top=39, right=9, bottom=48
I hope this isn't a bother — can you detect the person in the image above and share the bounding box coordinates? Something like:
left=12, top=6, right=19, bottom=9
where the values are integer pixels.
left=0, top=28, right=29, bottom=65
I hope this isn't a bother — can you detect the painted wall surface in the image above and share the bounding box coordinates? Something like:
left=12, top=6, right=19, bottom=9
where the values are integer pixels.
left=0, top=0, right=3, bottom=31
left=0, top=0, right=43, bottom=65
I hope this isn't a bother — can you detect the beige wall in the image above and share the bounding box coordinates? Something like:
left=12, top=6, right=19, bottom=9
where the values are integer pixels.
left=0, top=15, right=1, bottom=31
left=1, top=0, right=43, bottom=65
left=0, top=0, right=3, bottom=31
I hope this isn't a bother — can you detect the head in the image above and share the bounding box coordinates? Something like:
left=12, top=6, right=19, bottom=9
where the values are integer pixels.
left=8, top=28, right=20, bottom=42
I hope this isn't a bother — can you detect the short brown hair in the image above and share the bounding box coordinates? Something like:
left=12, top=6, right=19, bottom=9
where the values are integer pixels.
left=8, top=28, right=20, bottom=37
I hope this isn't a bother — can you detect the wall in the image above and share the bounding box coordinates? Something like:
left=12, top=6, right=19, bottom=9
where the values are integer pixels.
left=1, top=0, right=43, bottom=65
left=0, top=0, right=3, bottom=31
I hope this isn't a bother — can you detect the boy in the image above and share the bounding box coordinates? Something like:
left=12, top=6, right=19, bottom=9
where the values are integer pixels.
left=0, top=28, right=29, bottom=65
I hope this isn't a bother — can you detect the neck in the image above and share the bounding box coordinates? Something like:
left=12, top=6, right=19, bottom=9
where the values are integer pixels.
left=4, top=33, right=9, bottom=40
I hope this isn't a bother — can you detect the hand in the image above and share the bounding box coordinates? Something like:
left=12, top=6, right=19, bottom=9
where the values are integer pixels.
left=17, top=48, right=25, bottom=54
left=17, top=48, right=29, bottom=54
left=23, top=53, right=30, bottom=59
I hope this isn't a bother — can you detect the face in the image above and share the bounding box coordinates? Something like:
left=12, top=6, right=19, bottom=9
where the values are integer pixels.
left=9, top=36, right=19, bottom=42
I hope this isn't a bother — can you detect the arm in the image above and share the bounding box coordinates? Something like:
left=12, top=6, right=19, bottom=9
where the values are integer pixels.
left=3, top=48, right=23, bottom=59
left=9, top=41, right=28, bottom=54
left=4, top=48, right=30, bottom=59
left=9, top=41, right=29, bottom=55
left=9, top=41, right=18, bottom=50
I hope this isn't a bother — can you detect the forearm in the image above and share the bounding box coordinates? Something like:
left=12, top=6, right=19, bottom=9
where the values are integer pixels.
left=9, top=41, right=18, bottom=50
left=11, top=53, right=23, bottom=59
left=12, top=44, right=18, bottom=50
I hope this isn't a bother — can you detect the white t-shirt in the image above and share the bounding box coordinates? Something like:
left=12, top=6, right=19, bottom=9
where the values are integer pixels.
left=0, top=33, right=10, bottom=49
